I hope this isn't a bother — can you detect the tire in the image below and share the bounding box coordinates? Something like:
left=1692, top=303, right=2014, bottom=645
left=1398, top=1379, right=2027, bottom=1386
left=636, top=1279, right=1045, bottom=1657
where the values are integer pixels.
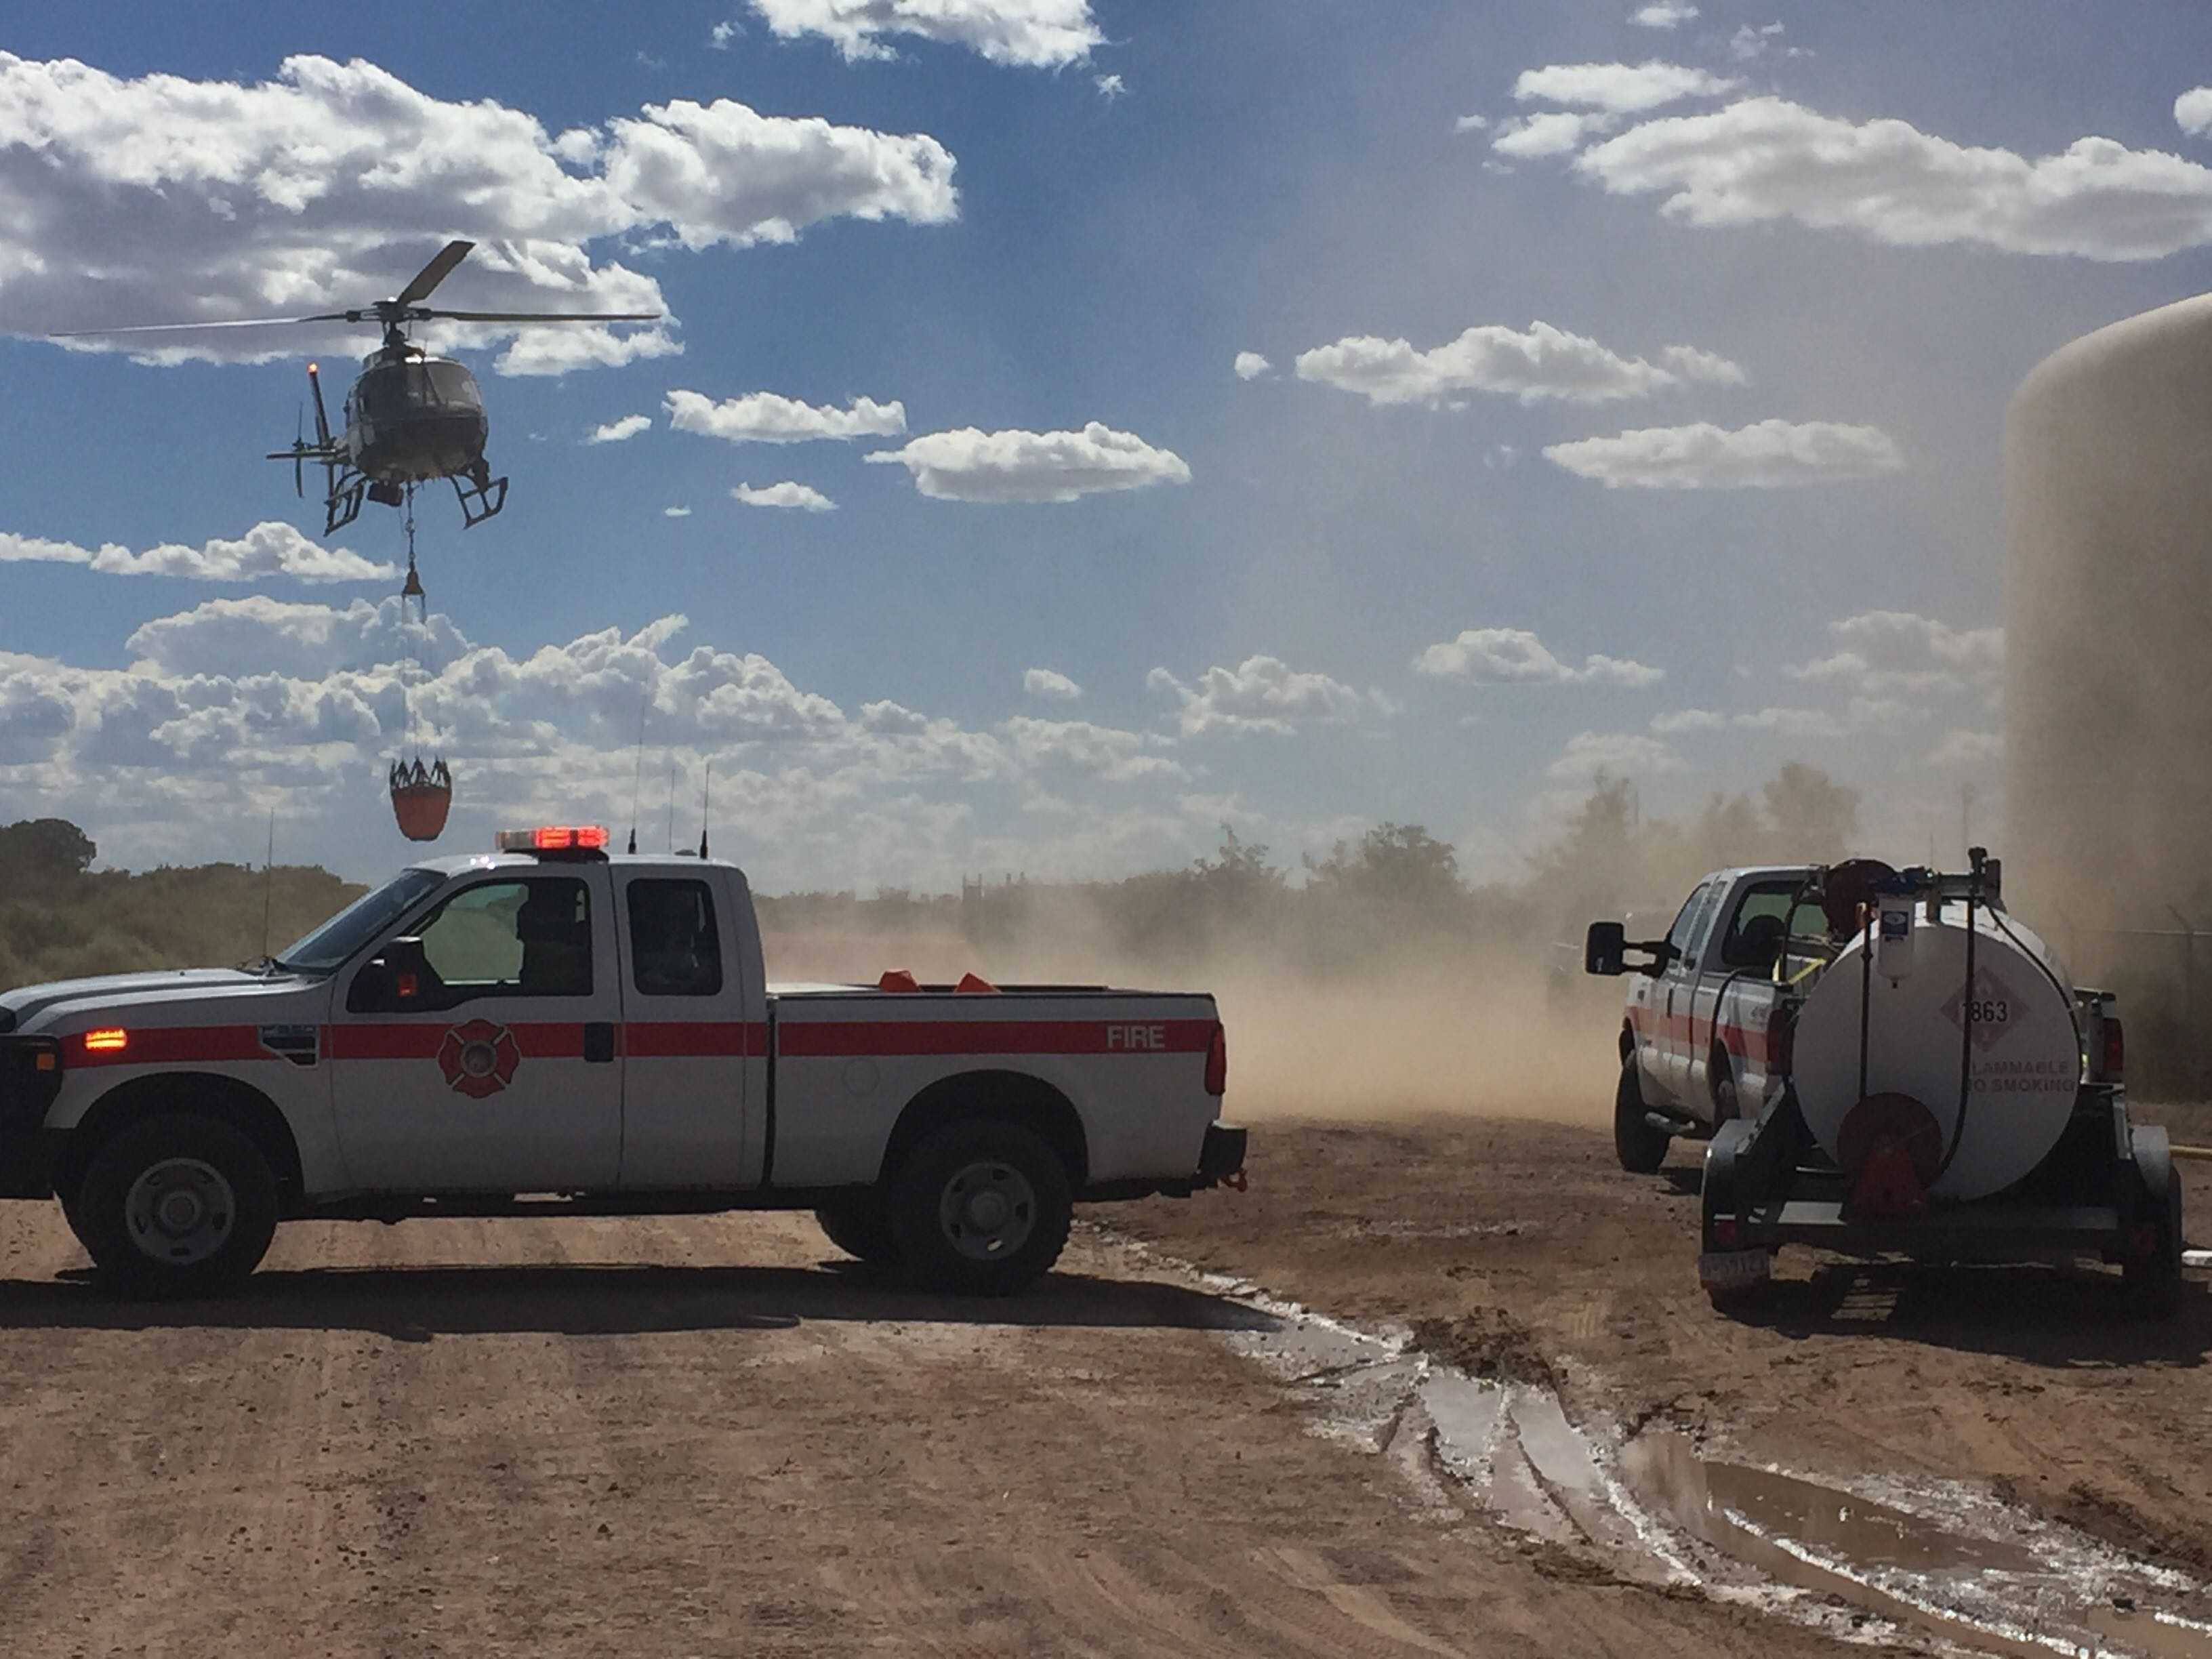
left=888, top=1119, right=1073, bottom=1296
left=1710, top=1048, right=1740, bottom=1124
left=1614, top=1058, right=1671, bottom=1174
left=56, top=1191, right=94, bottom=1258
left=2125, top=1176, right=2184, bottom=1320
left=73, top=1113, right=279, bottom=1299
left=815, top=1193, right=902, bottom=1267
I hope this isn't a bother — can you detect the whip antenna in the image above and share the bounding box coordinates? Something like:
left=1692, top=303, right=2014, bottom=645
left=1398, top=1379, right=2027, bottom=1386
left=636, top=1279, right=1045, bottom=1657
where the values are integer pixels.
left=626, top=693, right=648, bottom=855
left=260, top=807, right=276, bottom=958
left=699, top=761, right=711, bottom=859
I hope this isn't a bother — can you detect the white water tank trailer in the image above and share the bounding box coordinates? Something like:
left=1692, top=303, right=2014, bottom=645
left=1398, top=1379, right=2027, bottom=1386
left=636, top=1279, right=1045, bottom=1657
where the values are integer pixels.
left=1791, top=899, right=2081, bottom=1202
left=1617, top=853, right=2190, bottom=1317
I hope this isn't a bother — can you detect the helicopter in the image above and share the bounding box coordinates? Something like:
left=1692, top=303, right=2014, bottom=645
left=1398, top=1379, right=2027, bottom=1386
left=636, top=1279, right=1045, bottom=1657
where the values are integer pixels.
left=58, top=241, right=660, bottom=535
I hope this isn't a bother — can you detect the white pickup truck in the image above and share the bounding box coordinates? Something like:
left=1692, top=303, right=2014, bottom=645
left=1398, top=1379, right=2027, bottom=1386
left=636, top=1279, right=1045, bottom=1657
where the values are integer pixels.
left=0, top=825, right=1244, bottom=1298
left=1598, top=864, right=1820, bottom=1172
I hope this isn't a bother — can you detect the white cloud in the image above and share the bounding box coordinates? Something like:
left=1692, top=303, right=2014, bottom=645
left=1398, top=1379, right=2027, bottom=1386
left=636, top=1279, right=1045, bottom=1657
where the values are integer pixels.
left=1454, top=114, right=1490, bottom=134
left=710, top=19, right=743, bottom=48
left=1649, top=708, right=1727, bottom=734
left=1492, top=112, right=1613, bottom=159
left=1296, top=321, right=1744, bottom=408
left=1094, top=74, right=1127, bottom=102
left=0, top=55, right=958, bottom=368
left=2179, top=88, right=2212, bottom=138
left=1023, top=668, right=1082, bottom=701
left=1147, top=655, right=1386, bottom=738
left=663, top=506, right=693, bottom=518
left=1414, top=628, right=1662, bottom=687
left=1002, top=716, right=1182, bottom=782
left=748, top=0, right=1103, bottom=66
left=1929, top=729, right=2003, bottom=769
left=0, top=521, right=392, bottom=584
left=1544, top=419, right=1904, bottom=489
left=867, top=423, right=1191, bottom=503
left=1728, top=22, right=1793, bottom=62
left=1574, top=96, right=2212, bottom=262
left=1788, top=611, right=2003, bottom=698
left=586, top=414, right=652, bottom=445
left=731, top=480, right=836, bottom=511
left=1514, top=61, right=1742, bottom=115
left=1632, top=3, right=1698, bottom=27
left=665, top=389, right=907, bottom=444
left=1233, top=351, right=1273, bottom=381
left=1548, top=731, right=1684, bottom=781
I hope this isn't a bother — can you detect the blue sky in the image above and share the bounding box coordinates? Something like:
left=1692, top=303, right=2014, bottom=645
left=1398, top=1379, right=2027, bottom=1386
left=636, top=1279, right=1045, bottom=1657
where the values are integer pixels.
left=4, top=2, right=2212, bottom=888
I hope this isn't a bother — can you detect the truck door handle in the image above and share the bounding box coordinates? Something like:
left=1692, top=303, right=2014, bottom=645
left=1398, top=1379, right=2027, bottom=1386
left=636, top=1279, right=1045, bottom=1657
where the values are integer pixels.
left=583, top=1022, right=617, bottom=1063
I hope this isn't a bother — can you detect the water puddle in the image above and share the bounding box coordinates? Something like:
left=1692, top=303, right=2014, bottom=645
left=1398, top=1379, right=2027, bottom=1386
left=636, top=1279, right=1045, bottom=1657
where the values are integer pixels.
left=1099, top=1229, right=2212, bottom=1657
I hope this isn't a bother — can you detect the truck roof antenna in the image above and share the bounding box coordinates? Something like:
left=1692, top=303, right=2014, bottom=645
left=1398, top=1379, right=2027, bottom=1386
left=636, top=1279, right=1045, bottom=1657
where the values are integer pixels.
left=626, top=693, right=647, bottom=855
left=260, top=806, right=276, bottom=957
left=699, top=760, right=711, bottom=859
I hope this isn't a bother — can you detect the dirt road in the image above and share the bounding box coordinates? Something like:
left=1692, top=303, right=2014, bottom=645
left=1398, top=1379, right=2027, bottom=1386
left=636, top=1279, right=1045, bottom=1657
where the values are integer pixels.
left=0, top=1201, right=1847, bottom=1659
left=1117, top=1107, right=2212, bottom=1601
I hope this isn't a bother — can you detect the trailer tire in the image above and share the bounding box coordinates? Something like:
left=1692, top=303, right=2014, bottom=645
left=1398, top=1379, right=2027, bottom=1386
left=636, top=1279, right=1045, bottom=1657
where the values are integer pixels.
left=815, top=1195, right=901, bottom=1269
left=2125, top=1174, right=2184, bottom=1320
left=888, top=1119, right=1072, bottom=1297
left=1615, top=1058, right=1670, bottom=1174
left=74, top=1113, right=278, bottom=1299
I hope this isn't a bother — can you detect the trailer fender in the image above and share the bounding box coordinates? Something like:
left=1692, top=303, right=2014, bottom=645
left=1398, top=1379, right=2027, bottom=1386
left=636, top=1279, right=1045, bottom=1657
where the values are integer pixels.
left=1700, top=1118, right=1757, bottom=1249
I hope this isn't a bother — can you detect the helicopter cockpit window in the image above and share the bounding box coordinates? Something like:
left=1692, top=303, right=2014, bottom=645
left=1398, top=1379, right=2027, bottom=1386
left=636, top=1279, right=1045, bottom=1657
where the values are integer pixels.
left=422, top=360, right=483, bottom=411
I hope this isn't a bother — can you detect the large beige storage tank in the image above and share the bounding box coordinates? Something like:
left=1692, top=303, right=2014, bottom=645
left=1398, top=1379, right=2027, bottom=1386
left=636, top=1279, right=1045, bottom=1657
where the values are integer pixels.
left=2007, top=294, right=2212, bottom=1010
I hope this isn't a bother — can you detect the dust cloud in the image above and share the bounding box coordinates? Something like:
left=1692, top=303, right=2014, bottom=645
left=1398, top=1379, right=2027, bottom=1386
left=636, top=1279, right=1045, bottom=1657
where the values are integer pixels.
left=2006, top=291, right=2212, bottom=1093
left=763, top=918, right=1621, bottom=1126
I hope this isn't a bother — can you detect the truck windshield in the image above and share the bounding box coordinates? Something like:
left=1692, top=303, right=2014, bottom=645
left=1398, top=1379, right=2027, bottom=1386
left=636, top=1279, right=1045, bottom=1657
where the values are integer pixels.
left=275, top=869, right=446, bottom=974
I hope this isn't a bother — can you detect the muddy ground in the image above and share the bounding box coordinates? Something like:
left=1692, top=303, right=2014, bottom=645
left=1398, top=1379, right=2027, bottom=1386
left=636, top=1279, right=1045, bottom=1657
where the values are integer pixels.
left=1119, top=1103, right=2212, bottom=1596
left=0, top=1202, right=1849, bottom=1659
left=0, top=1108, right=2206, bottom=1656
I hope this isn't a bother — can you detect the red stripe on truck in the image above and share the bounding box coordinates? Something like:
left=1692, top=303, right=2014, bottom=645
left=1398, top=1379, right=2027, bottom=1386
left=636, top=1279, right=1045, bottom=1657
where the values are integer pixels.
left=624, top=1021, right=766, bottom=1057
left=1631, top=1008, right=1776, bottom=1066
left=325, top=1023, right=591, bottom=1060
left=779, top=1019, right=1218, bottom=1059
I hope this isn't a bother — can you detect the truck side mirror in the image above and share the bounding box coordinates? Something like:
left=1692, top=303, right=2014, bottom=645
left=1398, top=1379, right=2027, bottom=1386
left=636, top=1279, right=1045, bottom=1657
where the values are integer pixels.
left=1585, top=922, right=1680, bottom=979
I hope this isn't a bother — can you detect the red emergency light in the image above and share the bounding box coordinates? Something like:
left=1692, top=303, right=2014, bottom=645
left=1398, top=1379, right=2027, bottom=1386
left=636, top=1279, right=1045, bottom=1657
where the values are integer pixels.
left=495, top=825, right=611, bottom=854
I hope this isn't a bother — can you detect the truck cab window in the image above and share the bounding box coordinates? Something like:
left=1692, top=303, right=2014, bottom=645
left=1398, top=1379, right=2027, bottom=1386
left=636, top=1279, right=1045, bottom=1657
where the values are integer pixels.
left=417, top=878, right=592, bottom=1000
left=628, top=879, right=722, bottom=997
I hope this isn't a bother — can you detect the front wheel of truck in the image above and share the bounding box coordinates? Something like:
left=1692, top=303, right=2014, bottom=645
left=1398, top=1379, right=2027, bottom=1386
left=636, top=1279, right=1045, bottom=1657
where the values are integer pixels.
left=889, top=1119, right=1072, bottom=1297
left=75, top=1113, right=279, bottom=1299
left=1615, top=1057, right=1671, bottom=1174
left=815, top=1194, right=902, bottom=1268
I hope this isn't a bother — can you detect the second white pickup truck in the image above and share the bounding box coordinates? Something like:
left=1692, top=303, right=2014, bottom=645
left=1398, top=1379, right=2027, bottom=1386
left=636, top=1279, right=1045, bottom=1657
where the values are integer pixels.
left=0, top=825, right=1244, bottom=1298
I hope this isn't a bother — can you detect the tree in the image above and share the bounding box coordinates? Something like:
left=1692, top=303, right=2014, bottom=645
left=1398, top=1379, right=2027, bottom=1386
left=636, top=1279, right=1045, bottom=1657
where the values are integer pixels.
left=0, top=818, right=95, bottom=885
left=1306, top=822, right=1464, bottom=913
left=1763, top=764, right=1860, bottom=863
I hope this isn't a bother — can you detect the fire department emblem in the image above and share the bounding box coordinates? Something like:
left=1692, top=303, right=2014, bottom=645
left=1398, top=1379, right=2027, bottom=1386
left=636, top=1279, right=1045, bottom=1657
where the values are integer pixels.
left=438, top=1019, right=521, bottom=1099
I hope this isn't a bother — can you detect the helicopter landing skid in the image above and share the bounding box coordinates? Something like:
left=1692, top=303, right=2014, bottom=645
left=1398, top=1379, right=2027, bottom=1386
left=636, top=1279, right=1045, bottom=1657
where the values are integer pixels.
left=455, top=470, right=508, bottom=529
left=323, top=479, right=367, bottom=537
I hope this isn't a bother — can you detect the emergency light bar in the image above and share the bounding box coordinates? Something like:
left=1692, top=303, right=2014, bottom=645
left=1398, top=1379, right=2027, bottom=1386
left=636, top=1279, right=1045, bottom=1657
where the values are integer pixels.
left=495, top=825, right=610, bottom=854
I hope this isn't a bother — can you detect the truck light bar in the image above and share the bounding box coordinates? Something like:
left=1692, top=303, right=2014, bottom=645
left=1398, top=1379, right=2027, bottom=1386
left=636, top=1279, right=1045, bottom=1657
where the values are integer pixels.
left=495, top=825, right=610, bottom=854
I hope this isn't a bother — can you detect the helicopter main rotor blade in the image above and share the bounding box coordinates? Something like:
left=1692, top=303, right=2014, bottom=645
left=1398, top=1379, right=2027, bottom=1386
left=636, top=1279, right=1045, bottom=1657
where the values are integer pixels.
left=394, top=240, right=475, bottom=306
left=49, top=313, right=353, bottom=337
left=416, top=308, right=665, bottom=323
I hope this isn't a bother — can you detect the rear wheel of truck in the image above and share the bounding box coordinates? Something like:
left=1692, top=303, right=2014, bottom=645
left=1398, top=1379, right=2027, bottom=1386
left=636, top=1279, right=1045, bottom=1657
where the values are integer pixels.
left=75, top=1113, right=279, bottom=1299
left=1614, top=1058, right=1671, bottom=1174
left=2125, top=1176, right=2184, bottom=1319
left=889, top=1120, right=1072, bottom=1297
left=815, top=1195, right=901, bottom=1269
